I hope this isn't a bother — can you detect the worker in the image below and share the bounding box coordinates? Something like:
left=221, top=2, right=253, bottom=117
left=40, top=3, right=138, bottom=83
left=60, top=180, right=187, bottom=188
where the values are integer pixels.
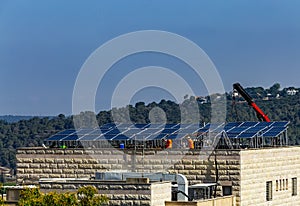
left=187, top=137, right=194, bottom=149
left=165, top=139, right=172, bottom=149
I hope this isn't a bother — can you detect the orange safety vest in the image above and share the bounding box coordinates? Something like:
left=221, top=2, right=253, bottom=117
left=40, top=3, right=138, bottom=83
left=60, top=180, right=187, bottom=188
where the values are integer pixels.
left=165, top=139, right=172, bottom=149
left=188, top=139, right=194, bottom=149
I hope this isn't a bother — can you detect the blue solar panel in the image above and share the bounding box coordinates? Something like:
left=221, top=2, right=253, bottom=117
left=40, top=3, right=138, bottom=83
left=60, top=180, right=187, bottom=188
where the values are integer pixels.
left=112, top=134, right=130, bottom=140
left=148, top=124, right=164, bottom=128
left=271, top=121, right=289, bottom=127
left=117, top=123, right=134, bottom=129
left=256, top=122, right=274, bottom=127
left=76, top=129, right=95, bottom=135
left=100, top=134, right=117, bottom=140
left=262, top=126, right=287, bottom=137
left=167, top=134, right=178, bottom=139
left=45, top=135, right=68, bottom=141
left=122, top=128, right=142, bottom=136
left=134, top=124, right=149, bottom=129
left=57, top=130, right=76, bottom=135
left=63, top=135, right=83, bottom=141
left=132, top=134, right=150, bottom=140
left=79, top=135, right=101, bottom=141
left=178, top=128, right=199, bottom=134
left=139, top=128, right=162, bottom=134
left=238, top=132, right=257, bottom=138
left=105, top=129, right=121, bottom=135
left=161, top=128, right=178, bottom=134
left=178, top=124, right=195, bottom=129
left=227, top=127, right=248, bottom=133
left=147, top=133, right=168, bottom=140
left=90, top=129, right=103, bottom=135
left=244, top=126, right=266, bottom=133
left=45, top=121, right=290, bottom=143
left=239, top=122, right=258, bottom=127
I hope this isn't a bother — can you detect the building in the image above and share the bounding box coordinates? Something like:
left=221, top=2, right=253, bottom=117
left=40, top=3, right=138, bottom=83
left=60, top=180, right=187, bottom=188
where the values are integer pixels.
left=16, top=121, right=300, bottom=205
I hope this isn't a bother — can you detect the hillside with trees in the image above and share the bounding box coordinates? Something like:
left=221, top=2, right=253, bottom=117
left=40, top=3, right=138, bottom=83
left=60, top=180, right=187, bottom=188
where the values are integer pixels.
left=0, top=83, right=300, bottom=171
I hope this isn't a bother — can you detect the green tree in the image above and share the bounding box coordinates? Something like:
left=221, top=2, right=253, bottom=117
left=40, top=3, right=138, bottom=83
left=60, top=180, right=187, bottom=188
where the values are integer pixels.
left=18, top=186, right=108, bottom=206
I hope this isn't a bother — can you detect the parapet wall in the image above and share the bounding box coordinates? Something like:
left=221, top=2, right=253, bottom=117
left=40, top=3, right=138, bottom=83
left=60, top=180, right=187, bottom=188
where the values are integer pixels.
left=39, top=180, right=171, bottom=206
left=16, top=148, right=241, bottom=203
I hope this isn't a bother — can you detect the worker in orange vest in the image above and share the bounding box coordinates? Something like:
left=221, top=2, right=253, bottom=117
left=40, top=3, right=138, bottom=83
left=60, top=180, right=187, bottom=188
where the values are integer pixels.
left=187, top=136, right=194, bottom=149
left=165, top=139, right=173, bottom=149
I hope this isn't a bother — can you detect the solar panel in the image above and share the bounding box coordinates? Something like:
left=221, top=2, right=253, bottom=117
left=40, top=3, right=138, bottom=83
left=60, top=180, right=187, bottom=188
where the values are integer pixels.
left=147, top=133, right=168, bottom=140
left=167, top=134, right=178, bottom=139
left=256, top=122, right=274, bottom=127
left=117, top=123, right=134, bottom=129
left=90, top=129, right=103, bottom=135
left=134, top=124, right=149, bottom=129
left=45, top=121, right=290, bottom=144
left=262, top=126, right=287, bottom=137
left=271, top=121, right=289, bottom=127
left=164, top=124, right=179, bottom=128
left=138, top=128, right=162, bottom=134
left=76, top=129, right=95, bottom=135
left=105, top=129, right=121, bottom=135
left=161, top=128, right=178, bottom=134
left=239, top=122, right=258, bottom=127
left=100, top=134, right=116, bottom=141
left=238, top=132, right=257, bottom=138
left=79, top=135, right=101, bottom=141
left=45, top=134, right=68, bottom=141
left=148, top=124, right=164, bottom=128
left=63, top=135, right=83, bottom=141
left=132, top=134, right=150, bottom=140
left=57, top=130, right=76, bottom=135
left=112, top=134, right=131, bottom=141
left=122, top=128, right=142, bottom=136
left=244, top=126, right=266, bottom=133
left=178, top=128, right=199, bottom=134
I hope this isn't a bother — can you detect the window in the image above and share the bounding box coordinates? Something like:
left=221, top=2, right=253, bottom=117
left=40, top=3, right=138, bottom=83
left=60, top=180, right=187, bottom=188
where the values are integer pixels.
left=266, top=181, right=272, bottom=201
left=292, top=177, right=297, bottom=196
left=280, top=179, right=282, bottom=191
left=222, top=186, right=232, bottom=196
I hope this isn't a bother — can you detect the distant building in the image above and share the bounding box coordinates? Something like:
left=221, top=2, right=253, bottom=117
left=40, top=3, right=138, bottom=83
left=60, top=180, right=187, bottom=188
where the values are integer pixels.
left=287, top=89, right=298, bottom=96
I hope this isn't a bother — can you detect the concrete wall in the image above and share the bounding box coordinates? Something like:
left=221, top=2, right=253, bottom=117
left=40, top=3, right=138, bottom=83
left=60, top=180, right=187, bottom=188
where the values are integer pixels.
left=240, top=147, right=300, bottom=206
left=165, top=195, right=235, bottom=206
left=16, top=148, right=241, bottom=203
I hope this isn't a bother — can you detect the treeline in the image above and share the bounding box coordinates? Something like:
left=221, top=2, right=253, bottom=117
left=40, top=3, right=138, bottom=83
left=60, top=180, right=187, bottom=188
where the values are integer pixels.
left=0, top=84, right=300, bottom=170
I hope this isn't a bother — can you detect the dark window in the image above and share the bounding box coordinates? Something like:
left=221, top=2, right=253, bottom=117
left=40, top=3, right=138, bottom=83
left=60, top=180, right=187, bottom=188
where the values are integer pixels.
left=222, top=186, right=232, bottom=196
left=292, top=177, right=297, bottom=196
left=266, top=181, right=272, bottom=201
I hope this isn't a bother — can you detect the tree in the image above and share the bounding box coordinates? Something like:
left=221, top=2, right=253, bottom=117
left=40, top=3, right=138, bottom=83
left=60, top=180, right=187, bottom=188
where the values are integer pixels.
left=18, top=186, right=108, bottom=206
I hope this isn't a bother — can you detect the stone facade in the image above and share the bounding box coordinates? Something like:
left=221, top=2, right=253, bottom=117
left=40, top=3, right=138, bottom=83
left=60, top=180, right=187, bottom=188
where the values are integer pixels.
left=16, top=148, right=241, bottom=204
left=18, top=147, right=300, bottom=205
left=240, top=147, right=300, bottom=206
left=39, top=180, right=171, bottom=206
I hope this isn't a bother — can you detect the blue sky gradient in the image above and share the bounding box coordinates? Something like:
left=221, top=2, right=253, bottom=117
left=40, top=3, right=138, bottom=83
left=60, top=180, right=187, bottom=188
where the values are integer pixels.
left=0, top=0, right=300, bottom=115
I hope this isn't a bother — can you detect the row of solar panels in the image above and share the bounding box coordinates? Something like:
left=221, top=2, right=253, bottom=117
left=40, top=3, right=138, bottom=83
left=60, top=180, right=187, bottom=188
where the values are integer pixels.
left=44, top=121, right=289, bottom=142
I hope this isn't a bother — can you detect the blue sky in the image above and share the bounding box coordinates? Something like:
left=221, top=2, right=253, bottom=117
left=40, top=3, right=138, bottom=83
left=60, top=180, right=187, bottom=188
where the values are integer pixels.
left=0, top=0, right=300, bottom=115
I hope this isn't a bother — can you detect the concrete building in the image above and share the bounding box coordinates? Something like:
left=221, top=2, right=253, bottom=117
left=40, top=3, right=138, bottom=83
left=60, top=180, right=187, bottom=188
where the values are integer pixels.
left=16, top=146, right=300, bottom=206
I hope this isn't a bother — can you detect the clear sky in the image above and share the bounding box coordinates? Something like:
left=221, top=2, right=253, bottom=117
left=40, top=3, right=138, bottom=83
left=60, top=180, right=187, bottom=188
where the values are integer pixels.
left=0, top=0, right=300, bottom=115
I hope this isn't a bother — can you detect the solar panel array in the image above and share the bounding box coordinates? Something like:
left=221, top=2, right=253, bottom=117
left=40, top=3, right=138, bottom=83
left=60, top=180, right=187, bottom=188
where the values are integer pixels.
left=44, top=121, right=289, bottom=142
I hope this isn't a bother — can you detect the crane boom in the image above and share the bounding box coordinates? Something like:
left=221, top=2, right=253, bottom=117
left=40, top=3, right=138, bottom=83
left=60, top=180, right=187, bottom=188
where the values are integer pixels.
left=233, top=83, right=271, bottom=122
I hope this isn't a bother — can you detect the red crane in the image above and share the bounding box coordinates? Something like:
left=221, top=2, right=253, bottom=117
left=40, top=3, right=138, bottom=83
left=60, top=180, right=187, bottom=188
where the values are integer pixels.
left=233, top=83, right=271, bottom=122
